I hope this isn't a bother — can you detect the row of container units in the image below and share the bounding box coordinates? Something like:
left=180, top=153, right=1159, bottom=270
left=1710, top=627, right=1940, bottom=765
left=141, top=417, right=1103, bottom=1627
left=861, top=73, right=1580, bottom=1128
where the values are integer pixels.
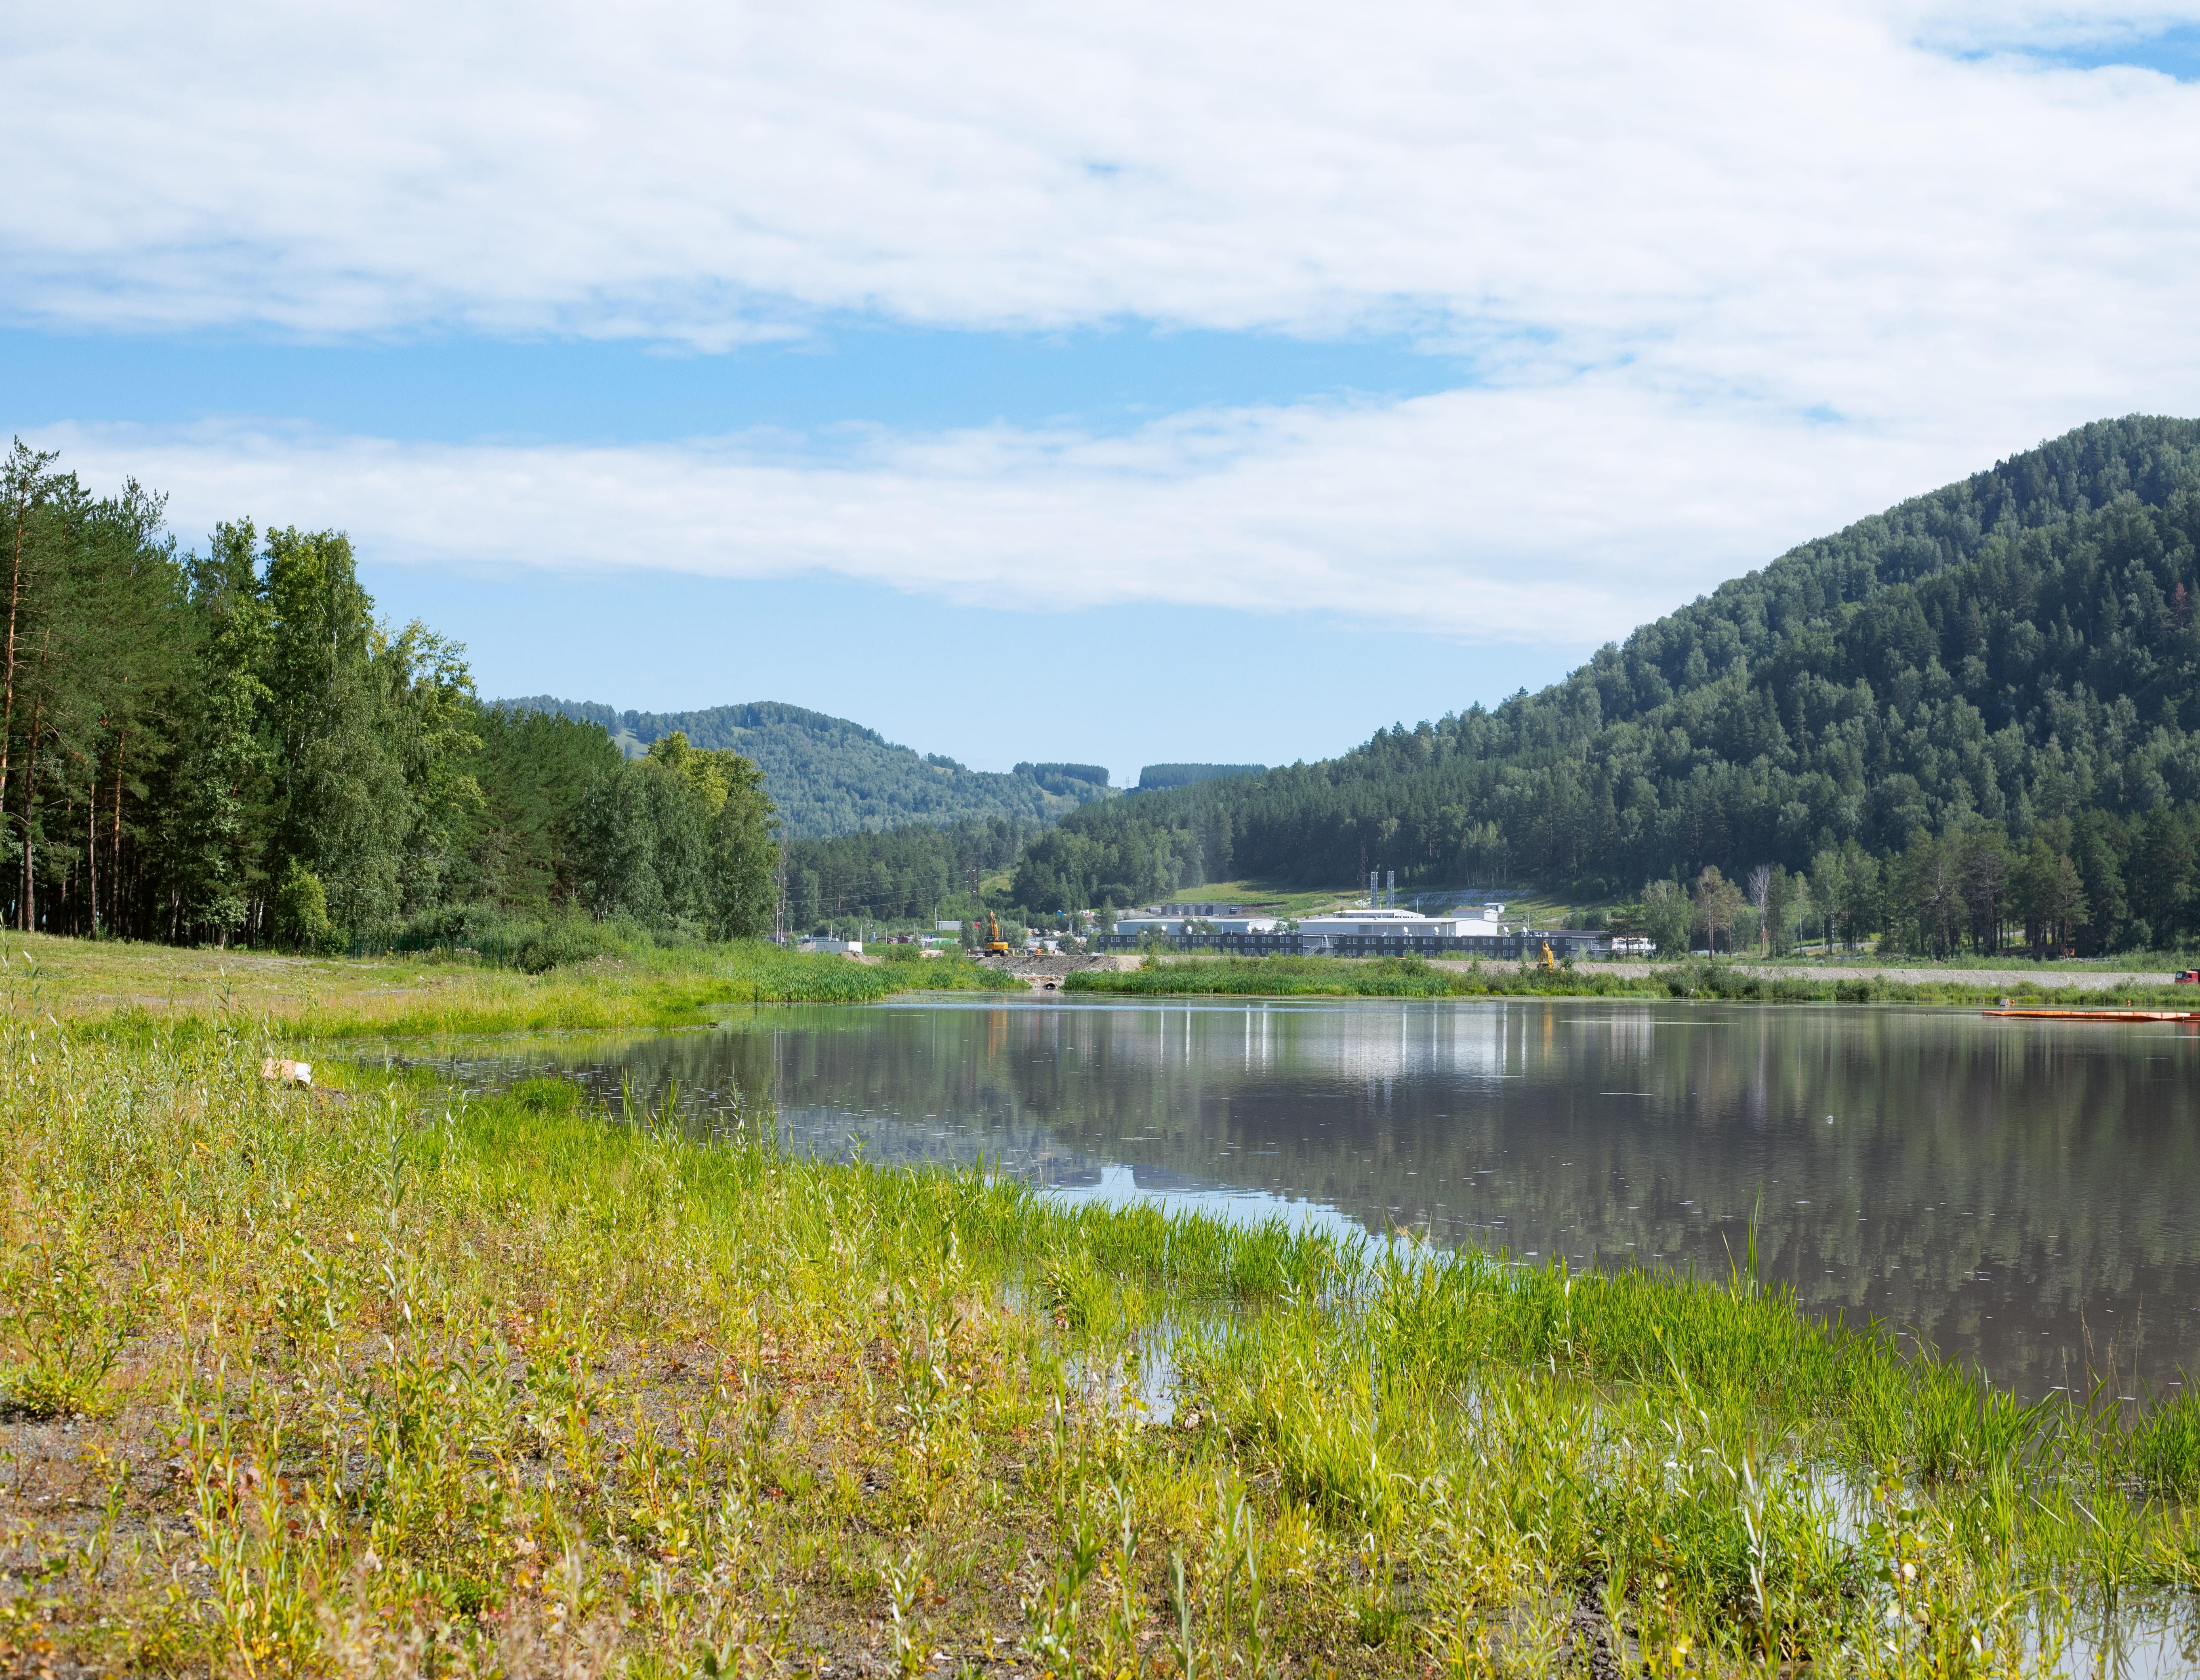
left=1093, top=931, right=1613, bottom=959
left=1094, top=931, right=1300, bottom=954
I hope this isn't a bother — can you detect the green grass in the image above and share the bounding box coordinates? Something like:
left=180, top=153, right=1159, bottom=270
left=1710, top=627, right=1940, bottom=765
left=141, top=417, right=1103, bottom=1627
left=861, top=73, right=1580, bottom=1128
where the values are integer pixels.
left=3, top=1010, right=2196, bottom=1674
left=1066, top=953, right=2200, bottom=1010
left=0, top=929, right=1020, bottom=1039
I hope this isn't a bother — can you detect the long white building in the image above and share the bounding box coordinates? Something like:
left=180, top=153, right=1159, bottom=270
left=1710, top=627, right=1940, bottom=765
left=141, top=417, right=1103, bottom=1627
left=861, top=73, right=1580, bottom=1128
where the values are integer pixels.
left=1295, top=902, right=1509, bottom=943
left=1114, top=910, right=1283, bottom=937
left=1096, top=899, right=1610, bottom=960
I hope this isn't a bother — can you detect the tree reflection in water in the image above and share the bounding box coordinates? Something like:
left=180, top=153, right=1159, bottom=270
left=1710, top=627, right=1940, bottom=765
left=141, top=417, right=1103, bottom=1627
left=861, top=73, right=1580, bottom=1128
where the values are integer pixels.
left=421, top=998, right=2200, bottom=1399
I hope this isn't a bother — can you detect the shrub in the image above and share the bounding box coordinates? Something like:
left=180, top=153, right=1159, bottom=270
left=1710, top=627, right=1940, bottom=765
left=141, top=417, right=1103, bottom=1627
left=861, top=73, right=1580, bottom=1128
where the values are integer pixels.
left=273, top=861, right=338, bottom=954
left=0, top=1238, right=129, bottom=1418
left=389, top=902, right=637, bottom=972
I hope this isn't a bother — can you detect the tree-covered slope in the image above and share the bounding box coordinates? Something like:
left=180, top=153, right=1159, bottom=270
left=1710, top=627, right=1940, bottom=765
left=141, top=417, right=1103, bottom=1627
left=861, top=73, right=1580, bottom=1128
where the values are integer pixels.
left=1012, top=416, right=2200, bottom=951
left=1138, top=763, right=1269, bottom=790
left=500, top=698, right=1111, bottom=838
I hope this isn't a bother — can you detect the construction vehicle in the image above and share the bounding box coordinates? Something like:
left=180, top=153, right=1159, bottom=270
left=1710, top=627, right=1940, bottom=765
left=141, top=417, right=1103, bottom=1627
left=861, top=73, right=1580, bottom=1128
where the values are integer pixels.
left=1539, top=937, right=1557, bottom=971
left=981, top=911, right=1014, bottom=957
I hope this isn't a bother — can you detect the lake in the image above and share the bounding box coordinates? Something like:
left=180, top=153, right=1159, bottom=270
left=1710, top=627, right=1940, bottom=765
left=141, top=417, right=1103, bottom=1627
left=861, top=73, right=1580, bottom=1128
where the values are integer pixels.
left=416, top=995, right=2200, bottom=1399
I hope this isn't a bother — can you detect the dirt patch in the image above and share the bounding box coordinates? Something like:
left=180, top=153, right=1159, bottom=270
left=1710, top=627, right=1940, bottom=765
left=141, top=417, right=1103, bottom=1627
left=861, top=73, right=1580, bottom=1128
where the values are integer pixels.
left=975, top=952, right=1142, bottom=990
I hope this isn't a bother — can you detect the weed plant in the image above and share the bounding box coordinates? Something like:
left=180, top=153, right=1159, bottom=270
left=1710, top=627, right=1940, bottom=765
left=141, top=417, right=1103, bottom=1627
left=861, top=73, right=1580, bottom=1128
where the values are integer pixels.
left=3, top=1014, right=2197, bottom=1674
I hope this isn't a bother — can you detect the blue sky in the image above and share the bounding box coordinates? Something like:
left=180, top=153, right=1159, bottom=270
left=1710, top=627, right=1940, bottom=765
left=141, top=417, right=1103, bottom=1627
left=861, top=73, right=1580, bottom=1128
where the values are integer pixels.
left=11, top=2, right=2200, bottom=783
left=9, top=322, right=1542, bottom=775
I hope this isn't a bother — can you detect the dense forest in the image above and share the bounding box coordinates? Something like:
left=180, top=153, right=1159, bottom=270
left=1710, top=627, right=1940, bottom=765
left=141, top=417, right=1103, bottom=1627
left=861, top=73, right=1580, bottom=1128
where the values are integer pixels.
left=1011, top=416, right=2200, bottom=956
left=505, top=697, right=1113, bottom=836
left=36, top=414, right=2200, bottom=961
left=1137, top=762, right=1268, bottom=790
left=780, top=816, right=1035, bottom=931
left=4, top=444, right=777, bottom=953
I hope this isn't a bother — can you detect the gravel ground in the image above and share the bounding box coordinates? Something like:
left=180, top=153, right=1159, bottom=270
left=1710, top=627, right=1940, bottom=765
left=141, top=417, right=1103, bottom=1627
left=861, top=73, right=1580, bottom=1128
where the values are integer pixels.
left=975, top=951, right=1144, bottom=988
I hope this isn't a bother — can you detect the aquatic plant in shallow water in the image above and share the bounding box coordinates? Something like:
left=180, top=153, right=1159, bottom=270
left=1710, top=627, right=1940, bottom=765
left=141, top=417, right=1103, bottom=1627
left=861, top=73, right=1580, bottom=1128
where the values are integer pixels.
left=2120, top=1384, right=2200, bottom=1499
left=1, top=1018, right=2198, bottom=1672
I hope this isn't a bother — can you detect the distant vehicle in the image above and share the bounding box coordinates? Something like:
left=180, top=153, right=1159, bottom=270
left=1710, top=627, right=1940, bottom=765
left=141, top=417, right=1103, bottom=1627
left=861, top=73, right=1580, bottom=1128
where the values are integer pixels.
left=981, top=911, right=1014, bottom=957
left=2177, top=969, right=2200, bottom=984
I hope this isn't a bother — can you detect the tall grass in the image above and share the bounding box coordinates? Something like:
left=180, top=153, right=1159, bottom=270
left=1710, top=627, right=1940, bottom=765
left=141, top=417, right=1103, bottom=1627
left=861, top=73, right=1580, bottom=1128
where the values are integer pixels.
left=1066, top=952, right=2200, bottom=1009
left=1, top=1015, right=2191, bottom=1674
left=12, top=932, right=1020, bottom=1040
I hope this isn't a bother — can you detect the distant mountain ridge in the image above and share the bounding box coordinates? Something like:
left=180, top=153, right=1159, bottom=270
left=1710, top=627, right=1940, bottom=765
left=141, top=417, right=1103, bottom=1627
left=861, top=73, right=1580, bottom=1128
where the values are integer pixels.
left=1006, top=415, right=2200, bottom=957
left=496, top=697, right=1112, bottom=838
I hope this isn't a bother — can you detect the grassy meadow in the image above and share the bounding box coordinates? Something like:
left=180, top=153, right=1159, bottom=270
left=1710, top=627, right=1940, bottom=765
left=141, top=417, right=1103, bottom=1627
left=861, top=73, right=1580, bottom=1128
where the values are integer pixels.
left=2, top=993, right=2199, bottom=1676
left=0, top=931, right=1017, bottom=1037
left=19, top=934, right=2193, bottom=1031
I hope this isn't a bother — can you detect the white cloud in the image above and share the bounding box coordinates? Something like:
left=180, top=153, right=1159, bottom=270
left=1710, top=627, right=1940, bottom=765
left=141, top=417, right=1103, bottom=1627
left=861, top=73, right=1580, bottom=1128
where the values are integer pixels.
left=1894, top=0, right=2200, bottom=47
left=6, top=1, right=2200, bottom=396
left=11, top=0, right=2200, bottom=632
left=38, top=382, right=2030, bottom=646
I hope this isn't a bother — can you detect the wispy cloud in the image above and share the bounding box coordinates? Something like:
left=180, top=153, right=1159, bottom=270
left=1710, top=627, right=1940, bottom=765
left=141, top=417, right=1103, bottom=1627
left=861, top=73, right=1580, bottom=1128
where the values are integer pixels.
left=40, top=380, right=2032, bottom=645
left=8, top=2, right=2200, bottom=380
left=11, top=1, right=2200, bottom=634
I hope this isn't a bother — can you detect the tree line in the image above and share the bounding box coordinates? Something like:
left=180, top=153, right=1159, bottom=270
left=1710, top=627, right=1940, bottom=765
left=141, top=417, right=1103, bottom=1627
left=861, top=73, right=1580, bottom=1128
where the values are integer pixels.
left=1609, top=802, right=2194, bottom=960
left=505, top=698, right=1111, bottom=837
left=5, top=444, right=777, bottom=951
left=1008, top=417, right=2200, bottom=956
left=780, top=816, right=1035, bottom=934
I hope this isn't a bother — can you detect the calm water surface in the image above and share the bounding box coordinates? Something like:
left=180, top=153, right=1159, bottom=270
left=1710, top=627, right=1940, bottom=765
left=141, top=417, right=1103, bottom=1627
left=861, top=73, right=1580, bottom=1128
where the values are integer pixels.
left=421, top=996, right=2200, bottom=1399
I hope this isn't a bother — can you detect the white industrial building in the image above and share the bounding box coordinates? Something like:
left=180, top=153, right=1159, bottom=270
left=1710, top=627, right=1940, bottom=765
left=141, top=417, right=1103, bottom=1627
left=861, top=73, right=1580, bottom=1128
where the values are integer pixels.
left=1113, top=899, right=1513, bottom=943
left=1114, top=910, right=1282, bottom=938
left=1296, top=903, right=1508, bottom=942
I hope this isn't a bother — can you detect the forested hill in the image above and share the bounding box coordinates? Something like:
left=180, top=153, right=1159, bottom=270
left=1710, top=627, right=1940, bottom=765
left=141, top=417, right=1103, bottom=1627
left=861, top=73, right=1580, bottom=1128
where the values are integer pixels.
left=501, top=697, right=1111, bottom=838
left=1011, top=416, right=2200, bottom=952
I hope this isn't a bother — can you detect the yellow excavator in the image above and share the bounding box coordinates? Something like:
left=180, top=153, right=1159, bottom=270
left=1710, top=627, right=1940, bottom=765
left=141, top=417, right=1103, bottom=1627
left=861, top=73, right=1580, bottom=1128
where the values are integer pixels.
left=981, top=911, right=1014, bottom=957
left=1538, top=937, right=1557, bottom=971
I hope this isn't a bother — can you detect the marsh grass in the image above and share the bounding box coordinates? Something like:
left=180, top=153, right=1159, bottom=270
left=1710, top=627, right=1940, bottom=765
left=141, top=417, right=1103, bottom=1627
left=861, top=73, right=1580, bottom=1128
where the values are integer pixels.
left=2118, top=1387, right=2200, bottom=1499
left=0, top=930, right=1018, bottom=1039
left=1065, top=953, right=2200, bottom=1010
left=3, top=1011, right=2196, bottom=1676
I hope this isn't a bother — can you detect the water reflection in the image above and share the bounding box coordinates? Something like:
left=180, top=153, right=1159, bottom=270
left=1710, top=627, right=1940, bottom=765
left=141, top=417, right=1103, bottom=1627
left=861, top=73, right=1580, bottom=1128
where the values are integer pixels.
left=411, top=996, right=2200, bottom=1398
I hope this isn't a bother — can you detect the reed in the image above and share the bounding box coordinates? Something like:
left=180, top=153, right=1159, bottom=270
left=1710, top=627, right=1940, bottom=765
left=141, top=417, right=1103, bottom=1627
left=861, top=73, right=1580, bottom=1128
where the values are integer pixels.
left=2119, top=1386, right=2200, bottom=1498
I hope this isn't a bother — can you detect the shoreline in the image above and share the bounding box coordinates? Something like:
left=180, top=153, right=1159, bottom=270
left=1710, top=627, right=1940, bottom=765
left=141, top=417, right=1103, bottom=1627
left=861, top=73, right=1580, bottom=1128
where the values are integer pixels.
left=11, top=1026, right=2198, bottom=1672
left=0, top=929, right=1022, bottom=1038
left=1059, top=953, right=2200, bottom=1008
left=12, top=928, right=2198, bottom=1045
left=1565, top=957, right=2191, bottom=990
